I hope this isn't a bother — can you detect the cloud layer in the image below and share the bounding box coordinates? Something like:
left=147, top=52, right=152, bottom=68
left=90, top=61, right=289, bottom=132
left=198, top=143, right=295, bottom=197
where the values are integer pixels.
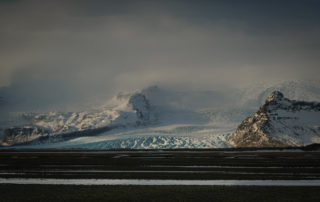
left=0, top=0, right=320, bottom=110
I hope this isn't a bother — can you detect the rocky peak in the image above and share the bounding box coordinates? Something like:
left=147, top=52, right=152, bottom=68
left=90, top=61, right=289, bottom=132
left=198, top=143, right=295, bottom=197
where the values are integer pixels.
left=228, top=91, right=320, bottom=148
left=128, top=93, right=151, bottom=120
left=265, top=91, right=284, bottom=103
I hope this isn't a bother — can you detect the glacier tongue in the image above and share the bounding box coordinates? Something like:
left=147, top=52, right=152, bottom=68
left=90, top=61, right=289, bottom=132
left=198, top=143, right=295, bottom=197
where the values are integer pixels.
left=58, top=135, right=231, bottom=149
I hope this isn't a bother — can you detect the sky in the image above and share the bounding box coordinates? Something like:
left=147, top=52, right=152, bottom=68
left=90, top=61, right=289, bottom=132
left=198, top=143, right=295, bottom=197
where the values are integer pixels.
left=0, top=0, right=320, bottom=110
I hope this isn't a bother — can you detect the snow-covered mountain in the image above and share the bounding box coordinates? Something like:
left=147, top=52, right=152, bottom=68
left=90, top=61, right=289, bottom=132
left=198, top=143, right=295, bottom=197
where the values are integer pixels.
left=0, top=86, right=236, bottom=148
left=228, top=91, right=320, bottom=147
left=0, top=92, right=154, bottom=146
left=1, top=80, right=320, bottom=149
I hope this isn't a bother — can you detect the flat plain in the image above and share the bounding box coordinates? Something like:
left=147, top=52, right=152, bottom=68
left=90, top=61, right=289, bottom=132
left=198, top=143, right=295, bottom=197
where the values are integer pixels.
left=0, top=148, right=320, bottom=201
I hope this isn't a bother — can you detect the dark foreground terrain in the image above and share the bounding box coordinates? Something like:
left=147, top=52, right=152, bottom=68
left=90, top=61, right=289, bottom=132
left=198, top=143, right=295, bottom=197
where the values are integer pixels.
left=0, top=148, right=320, bottom=201
left=1, top=185, right=320, bottom=202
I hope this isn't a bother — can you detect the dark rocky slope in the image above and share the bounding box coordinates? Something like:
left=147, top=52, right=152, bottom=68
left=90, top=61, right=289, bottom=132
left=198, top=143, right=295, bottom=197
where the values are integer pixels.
left=228, top=91, right=320, bottom=147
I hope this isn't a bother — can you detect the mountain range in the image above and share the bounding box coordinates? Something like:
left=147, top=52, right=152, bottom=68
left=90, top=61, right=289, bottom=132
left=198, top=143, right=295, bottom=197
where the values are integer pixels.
left=0, top=80, right=319, bottom=148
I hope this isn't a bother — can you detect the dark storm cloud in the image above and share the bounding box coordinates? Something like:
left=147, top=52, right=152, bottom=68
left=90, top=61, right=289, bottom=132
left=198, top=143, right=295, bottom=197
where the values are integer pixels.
left=0, top=0, right=319, bottom=110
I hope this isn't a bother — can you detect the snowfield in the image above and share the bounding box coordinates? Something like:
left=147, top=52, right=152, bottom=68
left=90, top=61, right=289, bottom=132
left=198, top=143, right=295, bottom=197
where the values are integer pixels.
left=229, top=91, right=320, bottom=147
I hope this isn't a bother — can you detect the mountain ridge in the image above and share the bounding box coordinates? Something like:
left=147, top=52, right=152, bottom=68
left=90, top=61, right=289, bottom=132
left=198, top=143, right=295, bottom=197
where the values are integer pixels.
left=1, top=80, right=320, bottom=148
left=228, top=91, right=320, bottom=147
left=0, top=92, right=154, bottom=146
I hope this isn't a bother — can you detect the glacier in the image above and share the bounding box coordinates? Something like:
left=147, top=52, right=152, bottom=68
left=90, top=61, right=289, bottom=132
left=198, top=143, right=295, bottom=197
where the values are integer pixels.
left=0, top=80, right=320, bottom=149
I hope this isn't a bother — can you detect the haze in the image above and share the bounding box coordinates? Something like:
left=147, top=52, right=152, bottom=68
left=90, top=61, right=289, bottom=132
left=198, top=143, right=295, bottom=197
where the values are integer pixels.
left=1, top=0, right=320, bottom=111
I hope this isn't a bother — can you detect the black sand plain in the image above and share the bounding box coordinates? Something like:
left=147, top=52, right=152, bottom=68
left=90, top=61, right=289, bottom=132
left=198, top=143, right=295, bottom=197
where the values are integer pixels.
left=0, top=148, right=320, bottom=201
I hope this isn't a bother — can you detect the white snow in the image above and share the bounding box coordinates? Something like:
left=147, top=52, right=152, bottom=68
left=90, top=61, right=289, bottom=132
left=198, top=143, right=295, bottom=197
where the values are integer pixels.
left=19, top=92, right=154, bottom=136
left=267, top=105, right=320, bottom=146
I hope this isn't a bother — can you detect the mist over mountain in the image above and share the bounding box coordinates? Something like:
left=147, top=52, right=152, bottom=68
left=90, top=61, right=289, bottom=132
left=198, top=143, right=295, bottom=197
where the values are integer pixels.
left=0, top=79, right=319, bottom=148
left=1, top=0, right=320, bottom=112
left=237, top=80, right=320, bottom=109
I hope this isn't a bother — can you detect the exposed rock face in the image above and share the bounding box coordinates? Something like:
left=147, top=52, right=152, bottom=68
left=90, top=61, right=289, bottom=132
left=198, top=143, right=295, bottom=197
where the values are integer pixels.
left=1, top=126, right=49, bottom=146
left=128, top=93, right=151, bottom=122
left=228, top=91, right=320, bottom=148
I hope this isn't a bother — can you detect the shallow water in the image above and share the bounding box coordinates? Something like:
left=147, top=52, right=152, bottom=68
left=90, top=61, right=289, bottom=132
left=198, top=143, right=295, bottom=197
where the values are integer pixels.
left=0, top=170, right=221, bottom=174
left=2, top=149, right=314, bottom=154
left=149, top=165, right=290, bottom=169
left=1, top=178, right=320, bottom=186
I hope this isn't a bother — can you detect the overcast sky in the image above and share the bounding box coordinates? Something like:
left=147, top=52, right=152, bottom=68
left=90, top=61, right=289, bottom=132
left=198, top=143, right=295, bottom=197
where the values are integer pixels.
left=0, top=0, right=320, bottom=109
